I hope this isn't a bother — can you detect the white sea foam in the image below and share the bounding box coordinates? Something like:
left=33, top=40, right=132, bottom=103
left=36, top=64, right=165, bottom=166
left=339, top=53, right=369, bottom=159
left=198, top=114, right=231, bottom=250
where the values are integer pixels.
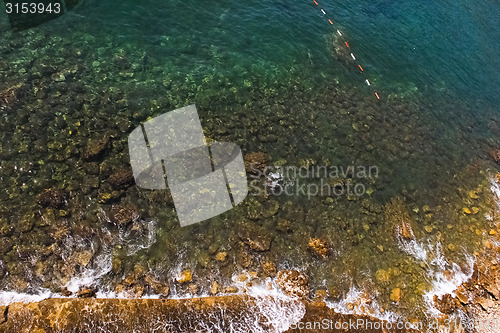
left=65, top=251, right=113, bottom=294
left=325, top=286, right=400, bottom=323
left=0, top=289, right=53, bottom=306
left=396, top=232, right=475, bottom=320
left=423, top=254, right=474, bottom=317
left=400, top=237, right=429, bottom=261
left=204, top=275, right=305, bottom=333
left=490, top=177, right=500, bottom=207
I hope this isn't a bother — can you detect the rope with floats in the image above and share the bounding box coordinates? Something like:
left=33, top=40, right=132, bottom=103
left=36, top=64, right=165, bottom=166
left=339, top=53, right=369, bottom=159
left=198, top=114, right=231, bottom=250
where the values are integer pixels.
left=312, top=0, right=381, bottom=100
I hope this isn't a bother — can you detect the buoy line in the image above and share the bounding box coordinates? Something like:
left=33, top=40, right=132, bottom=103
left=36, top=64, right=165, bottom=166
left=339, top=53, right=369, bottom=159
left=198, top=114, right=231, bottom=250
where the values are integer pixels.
left=312, top=0, right=381, bottom=100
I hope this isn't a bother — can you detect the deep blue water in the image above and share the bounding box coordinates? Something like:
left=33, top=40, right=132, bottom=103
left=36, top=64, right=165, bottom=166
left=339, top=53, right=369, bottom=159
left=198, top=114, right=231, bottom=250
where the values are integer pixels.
left=56, top=0, right=500, bottom=106
left=1, top=0, right=499, bottom=106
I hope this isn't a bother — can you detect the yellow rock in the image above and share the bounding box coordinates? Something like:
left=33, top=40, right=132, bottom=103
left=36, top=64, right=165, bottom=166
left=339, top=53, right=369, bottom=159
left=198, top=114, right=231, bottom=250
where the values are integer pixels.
left=215, top=252, right=227, bottom=262
left=390, top=288, right=402, bottom=302
left=235, top=274, right=248, bottom=282
left=74, top=250, right=93, bottom=267
left=424, top=225, right=433, bottom=233
left=210, top=281, right=219, bottom=295
left=224, top=286, right=239, bottom=293
left=490, top=229, right=497, bottom=235
left=375, top=269, right=390, bottom=283
left=416, top=283, right=427, bottom=295
left=462, top=208, right=471, bottom=215
left=471, top=207, right=479, bottom=214
left=468, top=190, right=479, bottom=199
left=176, top=269, right=192, bottom=284
left=314, top=289, right=327, bottom=301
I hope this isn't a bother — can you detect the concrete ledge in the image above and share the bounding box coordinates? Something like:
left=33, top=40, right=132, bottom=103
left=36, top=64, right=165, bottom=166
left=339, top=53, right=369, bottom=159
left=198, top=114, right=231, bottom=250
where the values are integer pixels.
left=0, top=296, right=418, bottom=332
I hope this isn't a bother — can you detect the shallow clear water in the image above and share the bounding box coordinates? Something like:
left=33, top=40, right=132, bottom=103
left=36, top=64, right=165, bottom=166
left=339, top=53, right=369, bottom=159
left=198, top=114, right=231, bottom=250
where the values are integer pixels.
left=0, top=0, right=499, bottom=326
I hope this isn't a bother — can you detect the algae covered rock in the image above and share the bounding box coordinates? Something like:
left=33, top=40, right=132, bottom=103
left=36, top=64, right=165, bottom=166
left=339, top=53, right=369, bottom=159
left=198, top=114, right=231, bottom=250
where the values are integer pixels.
left=0, top=236, right=13, bottom=254
left=244, top=152, right=269, bottom=174
left=108, top=204, right=140, bottom=227
left=109, top=169, right=134, bottom=190
left=237, top=223, right=273, bottom=252
left=37, top=188, right=68, bottom=208
left=375, top=269, right=391, bottom=283
left=83, top=135, right=110, bottom=160
left=490, top=149, right=500, bottom=164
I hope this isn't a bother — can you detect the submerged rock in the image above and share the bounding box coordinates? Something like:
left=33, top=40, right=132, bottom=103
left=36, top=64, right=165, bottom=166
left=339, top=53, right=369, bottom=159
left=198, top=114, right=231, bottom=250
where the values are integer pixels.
left=0, top=82, right=26, bottom=107
left=261, top=200, right=279, bottom=218
left=0, top=237, right=13, bottom=254
left=397, top=221, right=415, bottom=240
left=237, top=223, right=273, bottom=252
left=235, top=249, right=254, bottom=268
left=215, top=251, right=227, bottom=262
left=308, top=237, right=330, bottom=258
left=144, top=275, right=169, bottom=296
left=490, top=149, right=500, bottom=164
left=83, top=135, right=110, bottom=160
left=37, top=188, right=68, bottom=208
left=108, top=204, right=139, bottom=227
left=390, top=288, right=402, bottom=303
left=375, top=269, right=391, bottom=283
left=109, top=169, right=134, bottom=190
left=244, top=152, right=269, bottom=174
left=276, top=218, right=293, bottom=233
left=260, top=261, right=277, bottom=278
